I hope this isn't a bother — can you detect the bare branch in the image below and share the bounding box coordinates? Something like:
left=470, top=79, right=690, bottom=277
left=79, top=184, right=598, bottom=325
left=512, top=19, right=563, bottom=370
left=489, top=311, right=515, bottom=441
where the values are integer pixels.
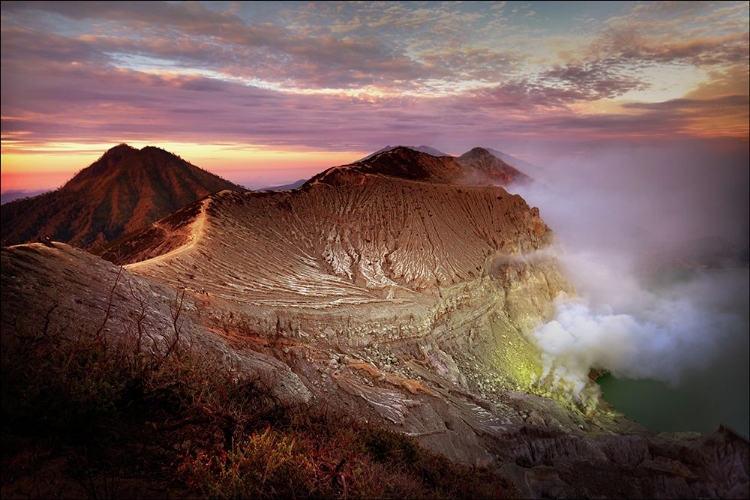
left=94, top=265, right=124, bottom=342
left=42, top=300, right=59, bottom=339
left=127, top=279, right=148, bottom=358
left=155, top=288, right=186, bottom=370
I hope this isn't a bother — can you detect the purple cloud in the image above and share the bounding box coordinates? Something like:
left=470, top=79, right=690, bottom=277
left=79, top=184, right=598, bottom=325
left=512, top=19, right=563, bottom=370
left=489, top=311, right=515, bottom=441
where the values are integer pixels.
left=1, top=1, right=747, bottom=158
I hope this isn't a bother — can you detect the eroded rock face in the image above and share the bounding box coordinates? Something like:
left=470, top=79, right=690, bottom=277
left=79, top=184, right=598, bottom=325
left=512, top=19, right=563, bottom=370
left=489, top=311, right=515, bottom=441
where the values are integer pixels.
left=4, top=150, right=748, bottom=498
left=106, top=160, right=571, bottom=404
left=116, top=176, right=555, bottom=295
left=495, top=425, right=750, bottom=499
left=0, top=244, right=312, bottom=409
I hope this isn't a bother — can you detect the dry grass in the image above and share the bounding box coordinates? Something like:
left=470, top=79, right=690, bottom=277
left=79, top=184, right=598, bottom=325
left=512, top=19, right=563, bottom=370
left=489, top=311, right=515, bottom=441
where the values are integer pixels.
left=1, top=297, right=519, bottom=499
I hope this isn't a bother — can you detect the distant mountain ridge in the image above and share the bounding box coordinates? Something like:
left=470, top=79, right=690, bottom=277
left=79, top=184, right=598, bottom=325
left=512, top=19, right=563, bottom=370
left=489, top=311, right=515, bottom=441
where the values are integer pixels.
left=484, top=148, right=547, bottom=179
left=102, top=145, right=542, bottom=270
left=358, top=145, right=448, bottom=161
left=262, top=179, right=308, bottom=191
left=1, top=143, right=530, bottom=250
left=457, top=147, right=532, bottom=185
left=0, top=144, right=246, bottom=248
left=222, top=145, right=534, bottom=192
left=312, top=146, right=531, bottom=187
left=1, top=189, right=51, bottom=206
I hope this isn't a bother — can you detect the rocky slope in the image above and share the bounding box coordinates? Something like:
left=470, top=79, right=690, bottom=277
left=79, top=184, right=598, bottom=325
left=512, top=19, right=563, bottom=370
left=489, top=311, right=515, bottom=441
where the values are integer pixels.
left=457, top=147, right=533, bottom=185
left=3, top=147, right=748, bottom=498
left=0, top=144, right=246, bottom=249
left=359, top=144, right=448, bottom=161
left=311, top=146, right=530, bottom=187
left=3, top=242, right=748, bottom=498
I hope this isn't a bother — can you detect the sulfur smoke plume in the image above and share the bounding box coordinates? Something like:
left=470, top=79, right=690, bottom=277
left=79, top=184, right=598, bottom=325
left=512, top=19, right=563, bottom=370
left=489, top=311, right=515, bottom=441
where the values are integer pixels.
left=507, top=139, right=749, bottom=429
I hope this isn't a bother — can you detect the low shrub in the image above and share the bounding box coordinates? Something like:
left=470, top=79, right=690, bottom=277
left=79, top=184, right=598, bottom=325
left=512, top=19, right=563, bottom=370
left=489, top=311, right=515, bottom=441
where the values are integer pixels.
left=1, top=293, right=519, bottom=499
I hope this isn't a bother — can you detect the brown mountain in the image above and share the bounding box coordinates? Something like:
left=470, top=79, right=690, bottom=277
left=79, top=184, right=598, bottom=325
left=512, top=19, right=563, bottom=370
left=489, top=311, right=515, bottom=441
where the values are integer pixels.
left=311, top=146, right=531, bottom=186
left=457, top=147, right=532, bottom=185
left=101, top=147, right=545, bottom=272
left=0, top=144, right=246, bottom=249
left=3, top=146, right=748, bottom=498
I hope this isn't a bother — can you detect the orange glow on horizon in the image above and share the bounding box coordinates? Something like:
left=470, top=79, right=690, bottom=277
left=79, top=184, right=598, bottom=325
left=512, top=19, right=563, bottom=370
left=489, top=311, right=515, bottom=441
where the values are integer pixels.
left=0, top=143, right=370, bottom=192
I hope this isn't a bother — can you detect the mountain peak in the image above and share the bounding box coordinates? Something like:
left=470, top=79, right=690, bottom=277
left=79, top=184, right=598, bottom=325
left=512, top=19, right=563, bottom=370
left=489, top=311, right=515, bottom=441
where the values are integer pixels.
left=457, top=147, right=532, bottom=185
left=345, top=146, right=463, bottom=183
left=308, top=145, right=533, bottom=189
left=358, top=145, right=447, bottom=162
left=140, top=145, right=175, bottom=156
left=1, top=144, right=246, bottom=249
left=461, top=147, right=494, bottom=158
left=97, top=142, right=137, bottom=162
left=373, top=145, right=427, bottom=159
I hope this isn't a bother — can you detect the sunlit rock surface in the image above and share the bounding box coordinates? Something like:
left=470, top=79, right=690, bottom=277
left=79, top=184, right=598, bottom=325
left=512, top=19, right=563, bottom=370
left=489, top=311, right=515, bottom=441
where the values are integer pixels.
left=4, top=148, right=748, bottom=498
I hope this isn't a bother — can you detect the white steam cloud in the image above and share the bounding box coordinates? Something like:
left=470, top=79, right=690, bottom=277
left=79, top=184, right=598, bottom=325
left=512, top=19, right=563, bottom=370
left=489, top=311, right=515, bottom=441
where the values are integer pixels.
left=534, top=273, right=742, bottom=394
left=505, top=139, right=749, bottom=418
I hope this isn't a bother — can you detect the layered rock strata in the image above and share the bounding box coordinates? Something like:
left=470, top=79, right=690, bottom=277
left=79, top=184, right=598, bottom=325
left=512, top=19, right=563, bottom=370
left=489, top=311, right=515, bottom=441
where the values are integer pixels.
left=3, top=148, right=747, bottom=498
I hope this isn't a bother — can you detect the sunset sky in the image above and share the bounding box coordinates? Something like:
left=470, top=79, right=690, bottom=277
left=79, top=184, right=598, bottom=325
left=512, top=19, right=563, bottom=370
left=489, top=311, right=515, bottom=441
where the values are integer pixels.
left=1, top=1, right=748, bottom=192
